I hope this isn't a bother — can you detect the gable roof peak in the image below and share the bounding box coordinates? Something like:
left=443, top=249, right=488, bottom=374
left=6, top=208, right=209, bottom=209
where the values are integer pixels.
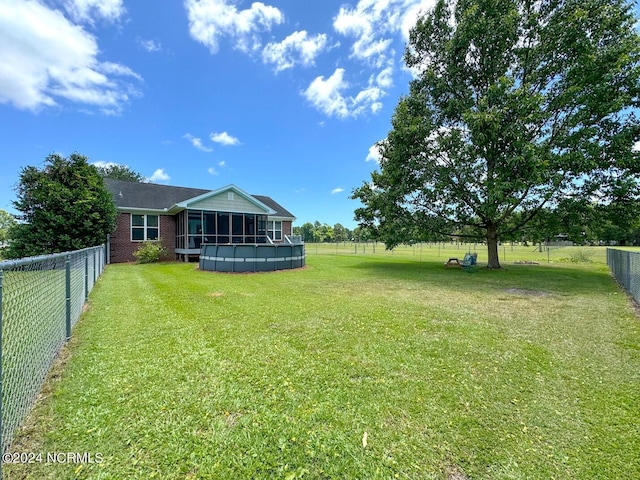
left=172, top=184, right=276, bottom=214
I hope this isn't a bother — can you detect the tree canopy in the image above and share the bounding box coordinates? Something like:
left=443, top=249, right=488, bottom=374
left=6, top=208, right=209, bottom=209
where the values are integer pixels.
left=95, top=163, right=145, bottom=182
left=293, top=222, right=358, bottom=243
left=352, top=0, right=640, bottom=268
left=6, top=153, right=117, bottom=259
left=0, top=209, right=16, bottom=246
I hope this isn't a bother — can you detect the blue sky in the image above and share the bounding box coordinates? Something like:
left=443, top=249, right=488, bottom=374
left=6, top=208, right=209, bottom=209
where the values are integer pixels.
left=0, top=0, right=438, bottom=229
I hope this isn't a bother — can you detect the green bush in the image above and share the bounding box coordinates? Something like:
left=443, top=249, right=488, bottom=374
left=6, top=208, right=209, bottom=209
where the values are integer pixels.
left=133, top=240, right=168, bottom=264
left=559, top=248, right=595, bottom=263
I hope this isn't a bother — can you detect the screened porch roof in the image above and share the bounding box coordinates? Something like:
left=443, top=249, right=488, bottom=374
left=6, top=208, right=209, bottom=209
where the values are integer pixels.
left=168, top=184, right=276, bottom=215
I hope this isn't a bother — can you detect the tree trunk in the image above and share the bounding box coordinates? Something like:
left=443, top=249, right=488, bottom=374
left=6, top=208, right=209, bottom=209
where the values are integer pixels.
left=486, top=224, right=501, bottom=269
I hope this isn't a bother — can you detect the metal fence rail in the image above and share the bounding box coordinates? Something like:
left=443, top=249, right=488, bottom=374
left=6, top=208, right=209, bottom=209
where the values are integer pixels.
left=607, top=248, right=640, bottom=303
left=0, top=245, right=106, bottom=456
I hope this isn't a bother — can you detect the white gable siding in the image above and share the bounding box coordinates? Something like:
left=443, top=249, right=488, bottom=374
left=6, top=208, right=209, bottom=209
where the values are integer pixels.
left=188, top=192, right=267, bottom=214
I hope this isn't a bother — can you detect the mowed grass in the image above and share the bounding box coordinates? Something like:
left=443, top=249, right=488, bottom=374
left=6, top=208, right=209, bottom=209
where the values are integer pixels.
left=305, top=241, right=616, bottom=265
left=5, top=250, right=640, bottom=479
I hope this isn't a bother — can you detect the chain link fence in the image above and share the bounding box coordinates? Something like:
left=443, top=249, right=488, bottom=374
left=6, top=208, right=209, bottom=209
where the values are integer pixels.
left=0, top=245, right=106, bottom=457
left=607, top=248, right=640, bottom=303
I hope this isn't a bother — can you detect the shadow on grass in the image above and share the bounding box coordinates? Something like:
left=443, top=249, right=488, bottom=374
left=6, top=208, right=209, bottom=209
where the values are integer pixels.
left=344, top=256, right=618, bottom=296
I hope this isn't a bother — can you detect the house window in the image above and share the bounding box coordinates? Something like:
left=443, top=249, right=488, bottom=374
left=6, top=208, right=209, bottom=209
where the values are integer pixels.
left=267, top=220, right=282, bottom=241
left=131, top=214, right=159, bottom=241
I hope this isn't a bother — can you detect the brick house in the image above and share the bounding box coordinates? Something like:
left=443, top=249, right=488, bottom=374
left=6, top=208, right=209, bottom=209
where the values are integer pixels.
left=104, top=179, right=296, bottom=263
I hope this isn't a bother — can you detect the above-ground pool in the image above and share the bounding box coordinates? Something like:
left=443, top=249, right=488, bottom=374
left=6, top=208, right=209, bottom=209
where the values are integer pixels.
left=199, top=243, right=305, bottom=272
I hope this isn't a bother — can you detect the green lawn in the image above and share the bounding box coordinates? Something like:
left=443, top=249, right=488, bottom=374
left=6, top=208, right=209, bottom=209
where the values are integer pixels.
left=304, top=241, right=618, bottom=265
left=5, top=250, right=640, bottom=479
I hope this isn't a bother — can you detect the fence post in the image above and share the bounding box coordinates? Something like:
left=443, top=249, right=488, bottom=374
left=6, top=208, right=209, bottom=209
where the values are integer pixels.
left=65, top=255, right=71, bottom=340
left=84, top=252, right=89, bottom=302
left=627, top=251, right=632, bottom=293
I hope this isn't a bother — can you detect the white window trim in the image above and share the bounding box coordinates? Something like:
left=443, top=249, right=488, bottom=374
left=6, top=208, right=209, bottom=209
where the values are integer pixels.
left=131, top=214, right=160, bottom=242
left=267, top=220, right=282, bottom=241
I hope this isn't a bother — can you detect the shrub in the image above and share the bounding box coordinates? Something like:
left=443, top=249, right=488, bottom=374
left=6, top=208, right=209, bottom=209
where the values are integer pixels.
left=133, top=240, right=168, bottom=264
left=560, top=248, right=595, bottom=263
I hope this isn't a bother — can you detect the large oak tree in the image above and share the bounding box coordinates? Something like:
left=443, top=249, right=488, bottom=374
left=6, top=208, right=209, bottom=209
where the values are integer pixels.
left=352, top=0, right=640, bottom=268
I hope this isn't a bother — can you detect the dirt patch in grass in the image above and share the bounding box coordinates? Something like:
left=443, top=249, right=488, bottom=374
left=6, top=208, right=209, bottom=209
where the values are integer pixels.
left=206, top=291, right=225, bottom=298
left=444, top=462, right=469, bottom=480
left=224, top=412, right=243, bottom=428
left=504, top=288, right=552, bottom=297
left=448, top=471, right=469, bottom=480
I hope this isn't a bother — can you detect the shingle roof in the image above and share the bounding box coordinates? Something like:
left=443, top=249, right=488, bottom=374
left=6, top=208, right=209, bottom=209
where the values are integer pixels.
left=252, top=195, right=295, bottom=219
left=103, top=178, right=295, bottom=219
left=104, top=178, right=208, bottom=210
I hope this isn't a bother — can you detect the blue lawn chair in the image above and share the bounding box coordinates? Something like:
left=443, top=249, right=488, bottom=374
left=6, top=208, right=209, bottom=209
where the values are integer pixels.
left=461, top=252, right=478, bottom=272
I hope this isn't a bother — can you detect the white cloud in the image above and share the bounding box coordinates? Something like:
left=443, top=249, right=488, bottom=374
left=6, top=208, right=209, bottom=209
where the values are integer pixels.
left=365, top=144, right=382, bottom=163
left=333, top=0, right=398, bottom=67
left=180, top=0, right=436, bottom=120
left=303, top=68, right=387, bottom=118
left=376, top=66, right=394, bottom=89
left=99, top=61, right=142, bottom=81
left=262, top=31, right=329, bottom=72
left=148, top=168, right=170, bottom=183
left=92, top=160, right=117, bottom=168
left=183, top=133, right=213, bottom=152
left=207, top=160, right=227, bottom=175
left=352, top=81, right=384, bottom=115
left=301, top=0, right=441, bottom=119
left=185, top=0, right=284, bottom=54
left=334, top=0, right=437, bottom=65
left=0, top=0, right=140, bottom=113
left=303, top=68, right=350, bottom=118
left=63, top=0, right=126, bottom=24
left=138, top=38, right=162, bottom=52
left=331, top=187, right=345, bottom=195
left=633, top=140, right=640, bottom=152
left=211, top=131, right=240, bottom=146
left=400, top=0, right=439, bottom=41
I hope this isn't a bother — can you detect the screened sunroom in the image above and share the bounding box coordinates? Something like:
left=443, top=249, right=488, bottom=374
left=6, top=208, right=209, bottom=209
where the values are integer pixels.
left=171, top=185, right=288, bottom=261
left=176, top=210, right=270, bottom=250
